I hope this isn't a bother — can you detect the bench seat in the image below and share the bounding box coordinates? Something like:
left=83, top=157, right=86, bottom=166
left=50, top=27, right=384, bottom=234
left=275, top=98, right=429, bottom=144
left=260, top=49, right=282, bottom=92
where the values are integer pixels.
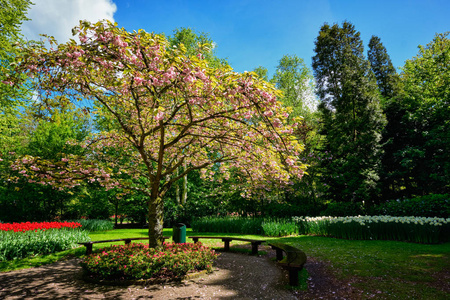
left=188, top=236, right=266, bottom=255
left=78, top=236, right=170, bottom=255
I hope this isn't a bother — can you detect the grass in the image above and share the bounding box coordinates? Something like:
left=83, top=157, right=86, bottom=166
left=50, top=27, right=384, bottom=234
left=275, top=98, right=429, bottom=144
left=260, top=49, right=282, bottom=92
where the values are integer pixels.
left=1, top=228, right=449, bottom=299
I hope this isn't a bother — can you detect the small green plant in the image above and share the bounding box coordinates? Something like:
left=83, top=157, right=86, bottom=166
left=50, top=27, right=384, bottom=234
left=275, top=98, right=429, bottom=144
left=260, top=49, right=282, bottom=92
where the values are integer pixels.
left=80, top=242, right=218, bottom=280
left=70, top=219, right=114, bottom=231
left=262, top=219, right=298, bottom=237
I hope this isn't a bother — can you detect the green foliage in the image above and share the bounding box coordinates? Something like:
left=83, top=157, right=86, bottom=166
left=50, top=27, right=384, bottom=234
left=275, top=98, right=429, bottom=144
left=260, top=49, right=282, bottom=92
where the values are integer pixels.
left=294, top=215, right=449, bottom=244
left=0, top=106, right=93, bottom=222
left=370, top=194, right=450, bottom=218
left=168, top=27, right=227, bottom=68
left=0, top=0, right=32, bottom=107
left=272, top=54, right=317, bottom=122
left=80, top=242, right=218, bottom=280
left=397, top=32, right=449, bottom=196
left=0, top=228, right=90, bottom=261
left=252, top=66, right=269, bottom=81
left=191, top=217, right=264, bottom=235
left=320, top=202, right=364, bottom=217
left=260, top=201, right=323, bottom=218
left=368, top=35, right=401, bottom=99
left=312, top=22, right=386, bottom=204
left=261, top=219, right=298, bottom=237
left=70, top=219, right=114, bottom=232
left=380, top=33, right=449, bottom=199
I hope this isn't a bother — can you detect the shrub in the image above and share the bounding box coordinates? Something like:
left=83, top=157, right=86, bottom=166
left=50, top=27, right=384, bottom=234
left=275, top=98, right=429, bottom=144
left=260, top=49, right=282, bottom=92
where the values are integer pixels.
left=370, top=194, right=449, bottom=218
left=191, top=216, right=263, bottom=234
left=192, top=216, right=300, bottom=237
left=293, top=215, right=450, bottom=244
left=261, top=202, right=324, bottom=218
left=80, top=242, right=218, bottom=280
left=320, top=202, right=365, bottom=217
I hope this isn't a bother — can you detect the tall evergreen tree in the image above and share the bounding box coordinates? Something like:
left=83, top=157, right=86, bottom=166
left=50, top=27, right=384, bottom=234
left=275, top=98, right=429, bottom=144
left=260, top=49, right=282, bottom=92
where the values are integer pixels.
left=367, top=36, right=407, bottom=199
left=368, top=36, right=401, bottom=99
left=312, top=22, right=386, bottom=204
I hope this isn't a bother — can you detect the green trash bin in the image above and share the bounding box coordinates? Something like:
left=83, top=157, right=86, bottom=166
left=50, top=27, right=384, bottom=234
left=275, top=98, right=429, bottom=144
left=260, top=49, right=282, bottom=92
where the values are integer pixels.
left=173, top=223, right=186, bottom=243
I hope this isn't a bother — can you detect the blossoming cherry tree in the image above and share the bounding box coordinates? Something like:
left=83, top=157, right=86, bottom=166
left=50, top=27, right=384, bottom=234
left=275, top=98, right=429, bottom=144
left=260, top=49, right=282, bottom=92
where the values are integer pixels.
left=10, top=20, right=306, bottom=247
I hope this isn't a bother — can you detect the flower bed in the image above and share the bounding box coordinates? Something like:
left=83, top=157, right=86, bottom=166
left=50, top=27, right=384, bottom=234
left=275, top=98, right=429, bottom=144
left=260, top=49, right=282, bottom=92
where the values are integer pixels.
left=294, top=215, right=450, bottom=243
left=0, top=221, right=82, bottom=232
left=80, top=242, right=218, bottom=281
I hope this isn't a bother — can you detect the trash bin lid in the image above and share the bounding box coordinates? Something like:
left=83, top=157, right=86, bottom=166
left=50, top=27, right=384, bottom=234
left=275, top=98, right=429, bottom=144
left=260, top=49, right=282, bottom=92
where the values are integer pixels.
left=176, top=223, right=185, bottom=227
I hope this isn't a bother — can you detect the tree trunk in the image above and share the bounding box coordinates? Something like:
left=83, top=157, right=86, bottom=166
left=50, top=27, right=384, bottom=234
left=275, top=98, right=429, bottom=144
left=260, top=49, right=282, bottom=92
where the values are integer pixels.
left=147, top=195, right=165, bottom=248
left=181, top=173, right=187, bottom=205
left=175, top=168, right=180, bottom=204
left=175, top=182, right=180, bottom=204
left=114, top=199, right=119, bottom=227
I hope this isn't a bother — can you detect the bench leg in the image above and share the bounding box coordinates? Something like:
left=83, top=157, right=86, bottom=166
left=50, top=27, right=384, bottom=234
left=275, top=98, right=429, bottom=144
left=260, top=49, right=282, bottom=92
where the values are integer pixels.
left=85, top=244, right=93, bottom=255
left=251, top=243, right=259, bottom=255
left=223, top=240, right=230, bottom=251
left=288, top=268, right=299, bottom=286
left=275, top=248, right=283, bottom=261
left=124, top=239, right=131, bottom=245
left=192, top=237, right=199, bottom=243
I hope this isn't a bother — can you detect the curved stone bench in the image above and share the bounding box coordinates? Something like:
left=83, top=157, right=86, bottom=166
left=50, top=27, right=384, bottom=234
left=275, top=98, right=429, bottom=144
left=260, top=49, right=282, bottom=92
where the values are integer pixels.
left=268, top=242, right=307, bottom=286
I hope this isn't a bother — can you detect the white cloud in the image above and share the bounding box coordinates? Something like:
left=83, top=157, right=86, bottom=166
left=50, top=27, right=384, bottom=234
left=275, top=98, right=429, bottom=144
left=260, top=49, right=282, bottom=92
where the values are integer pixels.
left=21, top=0, right=117, bottom=43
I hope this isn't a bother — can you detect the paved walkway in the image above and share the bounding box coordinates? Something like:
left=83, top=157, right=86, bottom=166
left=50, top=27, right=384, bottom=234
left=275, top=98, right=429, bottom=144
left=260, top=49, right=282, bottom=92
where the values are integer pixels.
left=0, top=251, right=296, bottom=300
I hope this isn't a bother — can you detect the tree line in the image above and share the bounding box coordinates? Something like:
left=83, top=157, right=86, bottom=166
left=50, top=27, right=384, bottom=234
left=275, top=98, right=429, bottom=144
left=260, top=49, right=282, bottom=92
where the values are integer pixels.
left=0, top=1, right=448, bottom=230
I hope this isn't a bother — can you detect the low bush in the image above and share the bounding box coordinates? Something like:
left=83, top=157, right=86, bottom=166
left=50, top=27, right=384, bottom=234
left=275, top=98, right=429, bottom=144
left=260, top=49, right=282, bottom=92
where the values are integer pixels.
left=294, top=215, right=450, bottom=243
left=0, top=228, right=90, bottom=261
left=320, top=202, right=365, bottom=217
left=80, top=242, right=218, bottom=280
left=191, top=216, right=263, bottom=234
left=370, top=194, right=449, bottom=218
left=192, top=216, right=300, bottom=237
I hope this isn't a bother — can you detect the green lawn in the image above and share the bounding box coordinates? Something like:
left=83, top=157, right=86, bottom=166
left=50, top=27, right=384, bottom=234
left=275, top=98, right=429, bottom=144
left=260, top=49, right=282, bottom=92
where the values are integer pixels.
left=1, top=228, right=449, bottom=299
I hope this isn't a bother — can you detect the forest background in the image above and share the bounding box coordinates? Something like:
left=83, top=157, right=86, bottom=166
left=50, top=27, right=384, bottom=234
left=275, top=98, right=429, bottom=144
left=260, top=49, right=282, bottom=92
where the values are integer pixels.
left=0, top=0, right=449, bottom=226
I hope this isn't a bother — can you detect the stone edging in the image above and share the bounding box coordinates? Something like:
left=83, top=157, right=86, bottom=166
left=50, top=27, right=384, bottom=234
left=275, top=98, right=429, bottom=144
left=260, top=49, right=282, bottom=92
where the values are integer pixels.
left=81, top=269, right=210, bottom=286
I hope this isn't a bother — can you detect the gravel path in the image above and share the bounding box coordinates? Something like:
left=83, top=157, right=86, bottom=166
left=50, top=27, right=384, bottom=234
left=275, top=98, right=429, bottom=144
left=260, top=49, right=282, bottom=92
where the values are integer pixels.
left=0, top=244, right=366, bottom=299
left=0, top=251, right=296, bottom=300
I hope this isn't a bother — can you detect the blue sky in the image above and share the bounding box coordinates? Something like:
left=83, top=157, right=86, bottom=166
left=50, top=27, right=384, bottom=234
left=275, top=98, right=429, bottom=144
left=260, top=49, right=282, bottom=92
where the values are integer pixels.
left=23, top=0, right=450, bottom=78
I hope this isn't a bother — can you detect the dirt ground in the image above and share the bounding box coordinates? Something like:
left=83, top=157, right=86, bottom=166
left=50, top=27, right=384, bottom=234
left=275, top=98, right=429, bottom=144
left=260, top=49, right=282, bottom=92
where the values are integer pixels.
left=0, top=244, right=363, bottom=300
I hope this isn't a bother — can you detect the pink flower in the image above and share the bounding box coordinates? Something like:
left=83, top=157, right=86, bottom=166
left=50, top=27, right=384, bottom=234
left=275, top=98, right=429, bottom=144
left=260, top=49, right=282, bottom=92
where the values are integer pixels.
left=264, top=110, right=273, bottom=117
left=155, top=111, right=164, bottom=121
left=134, top=77, right=144, bottom=85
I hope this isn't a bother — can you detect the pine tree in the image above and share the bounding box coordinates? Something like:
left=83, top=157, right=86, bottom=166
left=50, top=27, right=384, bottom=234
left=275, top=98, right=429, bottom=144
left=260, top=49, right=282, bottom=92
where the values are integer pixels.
left=367, top=36, right=406, bottom=199
left=368, top=35, right=400, bottom=99
left=312, top=22, right=386, bottom=203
